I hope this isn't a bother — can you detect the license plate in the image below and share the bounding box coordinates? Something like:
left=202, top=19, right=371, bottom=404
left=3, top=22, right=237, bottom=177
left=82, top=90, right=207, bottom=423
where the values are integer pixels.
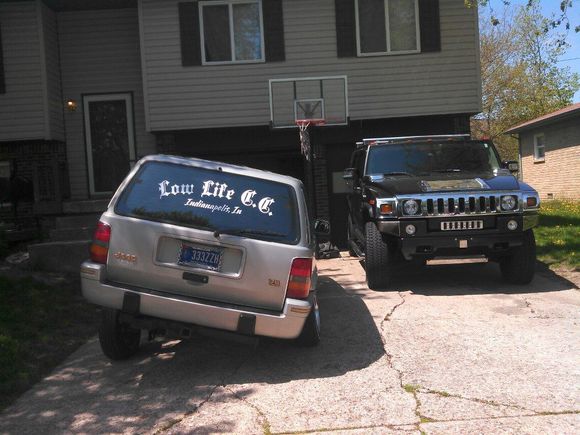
left=441, top=220, right=484, bottom=231
left=178, top=244, right=223, bottom=271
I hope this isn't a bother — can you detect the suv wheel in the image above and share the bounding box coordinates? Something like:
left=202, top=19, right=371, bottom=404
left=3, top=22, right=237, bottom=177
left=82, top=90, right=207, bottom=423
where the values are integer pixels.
left=99, top=309, right=141, bottom=360
left=365, top=222, right=391, bottom=290
left=499, top=229, right=536, bottom=284
left=295, top=295, right=320, bottom=346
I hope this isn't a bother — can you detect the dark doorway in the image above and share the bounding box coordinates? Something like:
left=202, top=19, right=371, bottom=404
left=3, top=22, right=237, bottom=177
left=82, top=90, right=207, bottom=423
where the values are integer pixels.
left=325, top=143, right=355, bottom=249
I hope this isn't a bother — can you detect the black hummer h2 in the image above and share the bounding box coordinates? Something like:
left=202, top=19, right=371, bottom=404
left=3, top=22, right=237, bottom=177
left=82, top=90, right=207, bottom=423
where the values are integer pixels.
left=343, top=135, right=540, bottom=290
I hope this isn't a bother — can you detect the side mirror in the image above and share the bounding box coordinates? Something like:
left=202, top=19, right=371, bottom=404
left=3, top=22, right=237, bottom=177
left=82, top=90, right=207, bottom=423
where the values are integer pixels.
left=343, top=168, right=358, bottom=181
left=313, top=219, right=331, bottom=236
left=503, top=160, right=519, bottom=173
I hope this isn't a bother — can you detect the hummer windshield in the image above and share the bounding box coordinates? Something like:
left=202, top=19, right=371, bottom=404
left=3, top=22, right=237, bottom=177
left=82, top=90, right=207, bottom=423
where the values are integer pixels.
left=365, top=141, right=501, bottom=176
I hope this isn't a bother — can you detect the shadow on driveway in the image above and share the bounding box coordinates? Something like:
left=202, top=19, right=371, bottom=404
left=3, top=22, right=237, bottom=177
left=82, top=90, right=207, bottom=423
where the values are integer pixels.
left=0, top=277, right=384, bottom=434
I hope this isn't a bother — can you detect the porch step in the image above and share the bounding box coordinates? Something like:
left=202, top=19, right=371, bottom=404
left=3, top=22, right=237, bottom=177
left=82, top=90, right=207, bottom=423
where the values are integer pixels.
left=28, top=240, right=91, bottom=273
left=49, top=227, right=94, bottom=242
left=54, top=214, right=100, bottom=230
left=62, top=199, right=109, bottom=214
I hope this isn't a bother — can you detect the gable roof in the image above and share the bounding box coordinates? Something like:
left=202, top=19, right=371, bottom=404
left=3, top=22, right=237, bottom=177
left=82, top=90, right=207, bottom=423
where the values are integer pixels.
left=505, top=103, right=580, bottom=134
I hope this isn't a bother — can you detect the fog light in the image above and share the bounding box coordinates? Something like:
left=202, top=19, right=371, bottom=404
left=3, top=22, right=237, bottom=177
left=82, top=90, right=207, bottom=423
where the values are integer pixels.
left=405, top=224, right=416, bottom=235
left=507, top=220, right=518, bottom=231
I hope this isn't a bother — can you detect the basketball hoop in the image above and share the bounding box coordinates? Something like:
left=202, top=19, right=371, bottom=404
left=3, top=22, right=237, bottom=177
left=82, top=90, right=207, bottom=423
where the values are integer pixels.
left=296, top=118, right=325, bottom=161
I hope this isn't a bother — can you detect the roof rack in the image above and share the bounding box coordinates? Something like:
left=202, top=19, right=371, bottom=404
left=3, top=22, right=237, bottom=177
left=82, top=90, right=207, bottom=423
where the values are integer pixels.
left=358, top=134, right=471, bottom=147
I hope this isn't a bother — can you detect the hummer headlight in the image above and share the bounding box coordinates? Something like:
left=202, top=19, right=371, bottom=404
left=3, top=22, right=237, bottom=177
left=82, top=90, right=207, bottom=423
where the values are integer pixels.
left=500, top=195, right=517, bottom=211
left=403, top=200, right=420, bottom=215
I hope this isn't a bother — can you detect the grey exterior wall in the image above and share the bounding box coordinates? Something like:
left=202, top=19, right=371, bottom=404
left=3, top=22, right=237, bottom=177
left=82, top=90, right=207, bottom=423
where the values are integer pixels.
left=139, top=0, right=482, bottom=132
left=519, top=117, right=580, bottom=200
left=40, top=1, right=65, bottom=141
left=58, top=7, right=156, bottom=199
left=0, top=1, right=46, bottom=141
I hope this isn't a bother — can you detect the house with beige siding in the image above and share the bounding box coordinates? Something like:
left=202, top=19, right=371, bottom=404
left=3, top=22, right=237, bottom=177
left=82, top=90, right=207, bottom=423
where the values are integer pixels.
left=0, top=0, right=482, bottom=249
left=506, top=103, right=580, bottom=201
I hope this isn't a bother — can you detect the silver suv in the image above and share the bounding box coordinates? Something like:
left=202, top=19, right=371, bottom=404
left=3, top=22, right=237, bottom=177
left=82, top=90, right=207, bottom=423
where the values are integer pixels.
left=81, top=155, right=329, bottom=360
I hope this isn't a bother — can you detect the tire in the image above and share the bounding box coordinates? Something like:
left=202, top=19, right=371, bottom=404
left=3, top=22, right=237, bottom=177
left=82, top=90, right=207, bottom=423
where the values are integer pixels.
left=347, top=220, right=357, bottom=257
left=365, top=221, right=391, bottom=290
left=500, top=229, right=536, bottom=284
left=99, top=309, right=141, bottom=360
left=295, top=295, right=321, bottom=346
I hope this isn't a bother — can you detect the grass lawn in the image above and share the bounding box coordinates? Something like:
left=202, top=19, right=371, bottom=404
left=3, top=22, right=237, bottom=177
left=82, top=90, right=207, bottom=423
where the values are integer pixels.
left=535, top=200, right=580, bottom=270
left=0, top=273, right=99, bottom=411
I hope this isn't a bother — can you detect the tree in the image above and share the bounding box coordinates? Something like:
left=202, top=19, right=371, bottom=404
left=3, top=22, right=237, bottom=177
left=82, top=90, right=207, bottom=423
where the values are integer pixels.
left=472, top=4, right=580, bottom=159
left=466, top=1, right=579, bottom=35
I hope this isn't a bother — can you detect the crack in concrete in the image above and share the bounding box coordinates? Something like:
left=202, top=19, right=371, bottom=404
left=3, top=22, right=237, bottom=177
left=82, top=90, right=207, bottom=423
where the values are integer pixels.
left=384, top=291, right=407, bottom=321
left=421, top=388, right=538, bottom=414
left=153, top=353, right=253, bottom=434
left=417, top=409, right=580, bottom=425
left=225, top=386, right=272, bottom=435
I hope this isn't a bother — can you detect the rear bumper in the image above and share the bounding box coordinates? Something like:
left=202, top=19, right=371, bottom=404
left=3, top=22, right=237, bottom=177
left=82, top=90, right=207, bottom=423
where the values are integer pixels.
left=80, top=261, right=311, bottom=340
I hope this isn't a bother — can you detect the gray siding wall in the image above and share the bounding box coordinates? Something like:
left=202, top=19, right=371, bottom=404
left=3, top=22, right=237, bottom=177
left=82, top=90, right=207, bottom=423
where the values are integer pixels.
left=58, top=8, right=156, bottom=199
left=0, top=1, right=46, bottom=141
left=40, top=1, right=64, bottom=141
left=139, top=0, right=481, bottom=131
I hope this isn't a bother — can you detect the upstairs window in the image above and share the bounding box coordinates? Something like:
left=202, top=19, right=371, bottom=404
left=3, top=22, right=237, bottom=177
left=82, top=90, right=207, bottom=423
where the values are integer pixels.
left=356, top=0, right=420, bottom=56
left=199, top=0, right=265, bottom=64
left=534, top=133, right=545, bottom=162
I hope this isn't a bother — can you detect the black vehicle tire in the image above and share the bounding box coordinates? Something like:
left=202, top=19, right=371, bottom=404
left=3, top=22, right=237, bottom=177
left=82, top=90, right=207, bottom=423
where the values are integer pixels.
left=500, top=229, right=536, bottom=285
left=295, top=295, right=321, bottom=347
left=365, top=221, right=391, bottom=290
left=99, top=309, right=141, bottom=360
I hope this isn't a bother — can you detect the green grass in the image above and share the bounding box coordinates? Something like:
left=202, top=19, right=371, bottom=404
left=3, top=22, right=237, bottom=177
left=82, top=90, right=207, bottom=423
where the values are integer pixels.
left=535, top=200, right=580, bottom=269
left=0, top=275, right=99, bottom=410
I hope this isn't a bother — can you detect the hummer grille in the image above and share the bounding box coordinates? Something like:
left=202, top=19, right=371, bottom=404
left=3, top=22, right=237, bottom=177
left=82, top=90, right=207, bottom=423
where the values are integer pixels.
left=401, top=194, right=521, bottom=217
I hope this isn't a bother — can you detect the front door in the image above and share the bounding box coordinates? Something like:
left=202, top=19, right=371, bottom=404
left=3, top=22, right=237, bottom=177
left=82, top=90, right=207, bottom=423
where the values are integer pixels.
left=83, top=93, right=136, bottom=196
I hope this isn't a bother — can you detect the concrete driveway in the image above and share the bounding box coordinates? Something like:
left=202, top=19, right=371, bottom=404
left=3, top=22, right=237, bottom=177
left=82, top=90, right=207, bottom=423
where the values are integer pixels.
left=1, top=256, right=579, bottom=434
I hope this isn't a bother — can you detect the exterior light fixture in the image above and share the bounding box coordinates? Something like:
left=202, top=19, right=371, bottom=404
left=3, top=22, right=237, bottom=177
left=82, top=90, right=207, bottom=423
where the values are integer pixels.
left=66, top=100, right=77, bottom=111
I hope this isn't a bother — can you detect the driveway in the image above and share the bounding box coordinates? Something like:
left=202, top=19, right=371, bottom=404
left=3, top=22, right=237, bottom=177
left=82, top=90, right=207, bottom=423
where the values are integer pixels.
left=1, top=257, right=579, bottom=434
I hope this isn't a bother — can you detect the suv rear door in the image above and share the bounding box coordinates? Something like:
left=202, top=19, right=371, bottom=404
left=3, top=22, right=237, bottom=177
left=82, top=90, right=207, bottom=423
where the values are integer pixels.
left=103, top=159, right=310, bottom=312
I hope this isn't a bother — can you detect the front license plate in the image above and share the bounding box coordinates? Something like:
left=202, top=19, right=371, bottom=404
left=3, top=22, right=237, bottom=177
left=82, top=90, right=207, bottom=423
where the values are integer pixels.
left=178, top=244, right=223, bottom=271
left=441, top=220, right=484, bottom=231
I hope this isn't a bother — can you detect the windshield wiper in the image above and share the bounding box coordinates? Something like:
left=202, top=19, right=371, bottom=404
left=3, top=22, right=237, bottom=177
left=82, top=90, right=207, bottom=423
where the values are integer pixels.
left=432, top=169, right=462, bottom=173
left=383, top=171, right=414, bottom=177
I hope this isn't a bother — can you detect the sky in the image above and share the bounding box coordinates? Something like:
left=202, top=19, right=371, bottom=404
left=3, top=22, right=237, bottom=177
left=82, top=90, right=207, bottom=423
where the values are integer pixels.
left=483, top=1, right=580, bottom=103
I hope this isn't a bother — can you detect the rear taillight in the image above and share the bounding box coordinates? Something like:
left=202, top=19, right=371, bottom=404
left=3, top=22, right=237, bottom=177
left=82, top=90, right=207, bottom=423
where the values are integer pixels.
left=90, top=221, right=111, bottom=264
left=286, top=258, right=313, bottom=299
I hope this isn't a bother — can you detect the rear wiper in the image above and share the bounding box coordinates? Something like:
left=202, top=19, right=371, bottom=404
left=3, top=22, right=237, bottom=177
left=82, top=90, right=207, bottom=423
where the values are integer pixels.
left=383, top=171, right=414, bottom=177
left=214, top=228, right=286, bottom=238
left=432, top=169, right=462, bottom=173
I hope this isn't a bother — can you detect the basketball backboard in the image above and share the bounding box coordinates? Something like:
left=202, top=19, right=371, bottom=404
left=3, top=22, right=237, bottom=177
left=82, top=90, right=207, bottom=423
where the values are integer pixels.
left=269, top=76, right=348, bottom=128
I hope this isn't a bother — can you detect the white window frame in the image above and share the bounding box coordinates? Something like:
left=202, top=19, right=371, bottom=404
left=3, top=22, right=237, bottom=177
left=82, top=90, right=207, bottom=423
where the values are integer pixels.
left=199, top=0, right=265, bottom=65
left=355, top=0, right=421, bottom=57
left=533, top=133, right=546, bottom=162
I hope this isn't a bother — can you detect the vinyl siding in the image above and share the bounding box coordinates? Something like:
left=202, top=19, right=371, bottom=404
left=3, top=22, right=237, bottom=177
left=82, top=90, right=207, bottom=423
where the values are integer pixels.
left=520, top=118, right=580, bottom=200
left=139, top=0, right=482, bottom=131
left=58, top=8, right=156, bottom=199
left=40, top=2, right=64, bottom=141
left=0, top=1, right=46, bottom=141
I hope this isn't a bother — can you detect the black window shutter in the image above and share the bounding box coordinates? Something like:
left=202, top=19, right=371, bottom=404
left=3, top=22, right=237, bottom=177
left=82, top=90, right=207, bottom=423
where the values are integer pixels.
left=178, top=2, right=202, bottom=66
left=263, top=0, right=285, bottom=62
left=419, top=0, right=441, bottom=53
left=0, top=24, right=5, bottom=94
left=335, top=0, right=356, bottom=58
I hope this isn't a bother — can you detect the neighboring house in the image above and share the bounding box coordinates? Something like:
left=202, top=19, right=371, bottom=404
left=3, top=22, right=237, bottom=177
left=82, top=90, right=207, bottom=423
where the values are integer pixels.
left=505, top=103, right=580, bottom=201
left=0, top=0, right=482, bottom=247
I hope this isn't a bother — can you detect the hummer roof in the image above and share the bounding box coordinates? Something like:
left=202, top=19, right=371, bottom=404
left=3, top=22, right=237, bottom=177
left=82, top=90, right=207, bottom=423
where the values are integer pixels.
left=356, top=134, right=472, bottom=148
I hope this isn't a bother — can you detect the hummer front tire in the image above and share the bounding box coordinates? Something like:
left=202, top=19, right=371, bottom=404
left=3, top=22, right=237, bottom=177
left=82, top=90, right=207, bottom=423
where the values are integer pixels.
left=365, top=222, right=391, bottom=290
left=500, top=229, right=536, bottom=284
